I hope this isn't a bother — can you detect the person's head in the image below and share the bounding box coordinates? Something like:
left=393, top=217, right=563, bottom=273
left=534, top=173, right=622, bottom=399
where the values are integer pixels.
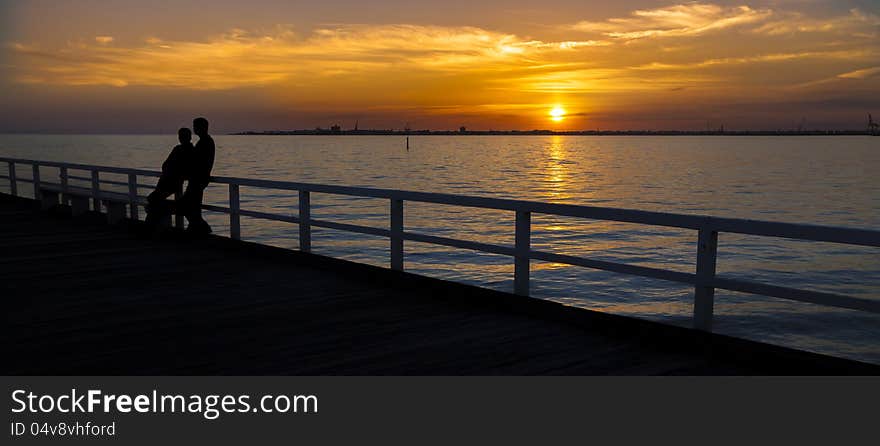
left=193, top=117, right=209, bottom=137
left=178, top=127, right=192, bottom=144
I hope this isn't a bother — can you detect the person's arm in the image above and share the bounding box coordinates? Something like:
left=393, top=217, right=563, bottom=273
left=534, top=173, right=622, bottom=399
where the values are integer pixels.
left=161, top=145, right=181, bottom=175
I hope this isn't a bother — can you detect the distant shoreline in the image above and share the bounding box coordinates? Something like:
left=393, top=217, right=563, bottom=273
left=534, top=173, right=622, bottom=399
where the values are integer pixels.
left=233, top=129, right=877, bottom=136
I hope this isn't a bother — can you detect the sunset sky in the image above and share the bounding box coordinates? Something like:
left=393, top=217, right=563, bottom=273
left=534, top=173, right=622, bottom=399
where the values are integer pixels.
left=1, top=0, right=878, bottom=133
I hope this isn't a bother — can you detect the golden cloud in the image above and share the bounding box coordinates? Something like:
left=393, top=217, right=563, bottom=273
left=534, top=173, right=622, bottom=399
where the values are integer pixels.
left=570, top=3, right=772, bottom=39
left=4, top=2, right=878, bottom=124
left=753, top=8, right=880, bottom=36
left=10, top=25, right=550, bottom=90
left=838, top=67, right=880, bottom=80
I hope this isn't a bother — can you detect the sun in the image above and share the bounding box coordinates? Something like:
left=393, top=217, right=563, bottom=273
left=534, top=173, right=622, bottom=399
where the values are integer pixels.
left=549, top=106, right=566, bottom=122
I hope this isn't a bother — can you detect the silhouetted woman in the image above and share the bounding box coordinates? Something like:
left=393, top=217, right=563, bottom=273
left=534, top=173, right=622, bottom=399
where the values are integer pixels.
left=144, top=127, right=193, bottom=226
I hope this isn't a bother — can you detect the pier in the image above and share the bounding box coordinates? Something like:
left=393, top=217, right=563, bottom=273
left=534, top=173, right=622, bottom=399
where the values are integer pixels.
left=2, top=157, right=879, bottom=375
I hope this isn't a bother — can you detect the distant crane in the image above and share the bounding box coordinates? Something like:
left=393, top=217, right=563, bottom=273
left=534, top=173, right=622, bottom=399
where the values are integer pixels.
left=869, top=113, right=879, bottom=135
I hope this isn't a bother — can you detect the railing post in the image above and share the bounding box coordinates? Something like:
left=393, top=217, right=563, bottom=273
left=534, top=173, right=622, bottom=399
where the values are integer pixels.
left=693, top=227, right=719, bottom=331
left=298, top=190, right=311, bottom=252
left=390, top=198, right=404, bottom=271
left=59, top=167, right=69, bottom=205
left=7, top=162, right=17, bottom=196
left=32, top=164, right=41, bottom=200
left=229, top=183, right=241, bottom=240
left=90, top=170, right=100, bottom=211
left=127, top=174, right=139, bottom=220
left=174, top=186, right=184, bottom=229
left=514, top=210, right=531, bottom=296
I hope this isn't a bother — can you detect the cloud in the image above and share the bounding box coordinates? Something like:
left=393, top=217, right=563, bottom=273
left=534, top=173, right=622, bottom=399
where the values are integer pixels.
left=753, top=8, right=880, bottom=36
left=570, top=3, right=772, bottom=40
left=790, top=65, right=880, bottom=90
left=570, top=3, right=878, bottom=42
left=3, top=3, right=877, bottom=129
left=8, top=25, right=554, bottom=90
left=837, top=67, right=880, bottom=80
left=7, top=3, right=878, bottom=92
left=631, top=49, right=877, bottom=71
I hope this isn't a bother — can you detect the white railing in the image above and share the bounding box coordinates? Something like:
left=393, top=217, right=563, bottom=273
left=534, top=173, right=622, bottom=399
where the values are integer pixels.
left=3, top=156, right=879, bottom=331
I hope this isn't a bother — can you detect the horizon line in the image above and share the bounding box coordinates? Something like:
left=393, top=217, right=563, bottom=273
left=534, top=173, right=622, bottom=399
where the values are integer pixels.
left=0, top=128, right=876, bottom=136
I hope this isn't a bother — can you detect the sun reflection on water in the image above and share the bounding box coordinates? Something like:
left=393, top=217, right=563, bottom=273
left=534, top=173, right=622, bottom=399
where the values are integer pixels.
left=542, top=135, right=572, bottom=202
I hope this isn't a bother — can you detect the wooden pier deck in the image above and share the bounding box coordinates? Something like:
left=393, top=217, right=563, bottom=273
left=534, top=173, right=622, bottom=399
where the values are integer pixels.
left=2, top=193, right=877, bottom=375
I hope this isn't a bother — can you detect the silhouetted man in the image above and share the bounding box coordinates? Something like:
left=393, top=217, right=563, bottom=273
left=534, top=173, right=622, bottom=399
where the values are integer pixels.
left=180, top=117, right=215, bottom=234
left=145, top=127, right=193, bottom=226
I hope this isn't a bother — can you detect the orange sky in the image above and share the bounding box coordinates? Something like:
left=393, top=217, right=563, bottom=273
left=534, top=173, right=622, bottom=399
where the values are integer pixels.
left=1, top=1, right=878, bottom=132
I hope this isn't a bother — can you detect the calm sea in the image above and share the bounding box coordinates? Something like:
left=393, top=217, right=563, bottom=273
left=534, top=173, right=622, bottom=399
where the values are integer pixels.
left=2, top=134, right=878, bottom=363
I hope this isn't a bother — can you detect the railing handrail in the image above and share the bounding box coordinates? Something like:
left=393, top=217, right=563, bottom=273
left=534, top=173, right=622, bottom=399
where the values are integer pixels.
left=3, top=156, right=877, bottom=247
left=0, top=157, right=161, bottom=177
left=3, top=155, right=879, bottom=333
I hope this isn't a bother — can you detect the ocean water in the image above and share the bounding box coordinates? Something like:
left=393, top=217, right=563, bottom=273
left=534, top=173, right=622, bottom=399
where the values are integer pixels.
left=1, top=134, right=878, bottom=363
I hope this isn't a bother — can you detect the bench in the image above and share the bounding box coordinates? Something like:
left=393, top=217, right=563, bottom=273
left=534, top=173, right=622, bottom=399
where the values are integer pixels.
left=38, top=183, right=155, bottom=225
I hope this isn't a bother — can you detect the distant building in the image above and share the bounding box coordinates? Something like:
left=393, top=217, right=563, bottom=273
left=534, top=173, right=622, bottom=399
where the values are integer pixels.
left=330, top=124, right=341, bottom=133
left=459, top=126, right=467, bottom=133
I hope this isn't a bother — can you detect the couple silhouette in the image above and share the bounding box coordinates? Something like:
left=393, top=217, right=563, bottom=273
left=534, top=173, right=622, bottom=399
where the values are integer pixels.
left=145, top=117, right=215, bottom=234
